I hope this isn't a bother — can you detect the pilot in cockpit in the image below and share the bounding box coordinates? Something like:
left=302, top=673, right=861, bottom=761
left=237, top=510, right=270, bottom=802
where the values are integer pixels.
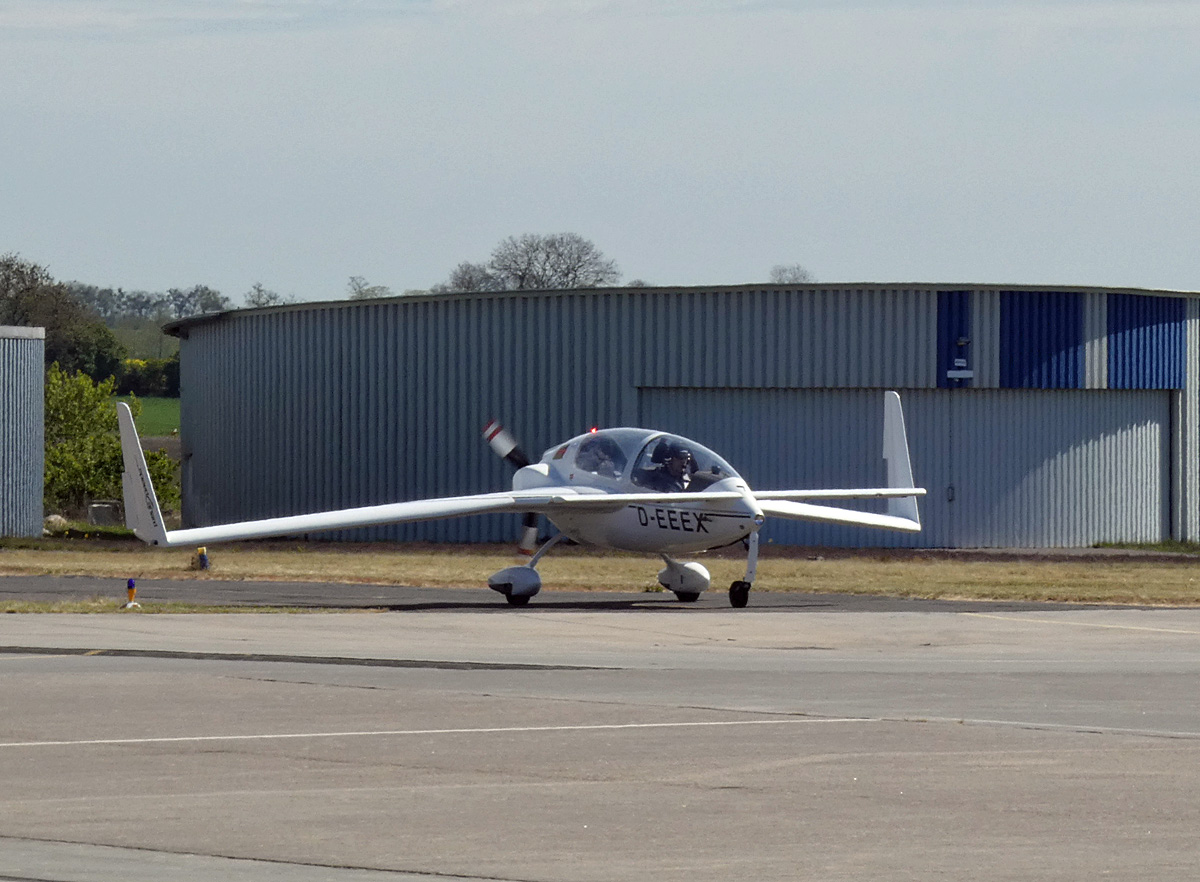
left=639, top=441, right=693, bottom=492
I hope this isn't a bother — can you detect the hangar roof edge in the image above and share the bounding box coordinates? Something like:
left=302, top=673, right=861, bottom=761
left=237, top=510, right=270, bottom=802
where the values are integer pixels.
left=162, top=282, right=1200, bottom=338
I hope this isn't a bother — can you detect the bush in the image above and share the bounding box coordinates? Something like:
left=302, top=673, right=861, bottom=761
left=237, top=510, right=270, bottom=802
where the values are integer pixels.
left=44, top=364, right=180, bottom=516
left=115, top=355, right=180, bottom=397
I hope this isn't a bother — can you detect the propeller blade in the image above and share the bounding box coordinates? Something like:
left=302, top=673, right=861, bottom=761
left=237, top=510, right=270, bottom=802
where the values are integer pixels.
left=518, top=512, right=539, bottom=556
left=482, top=419, right=532, bottom=469
left=483, top=419, right=539, bottom=556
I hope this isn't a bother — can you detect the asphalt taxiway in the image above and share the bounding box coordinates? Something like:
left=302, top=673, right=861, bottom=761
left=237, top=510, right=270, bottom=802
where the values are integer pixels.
left=1, top=576, right=1199, bottom=881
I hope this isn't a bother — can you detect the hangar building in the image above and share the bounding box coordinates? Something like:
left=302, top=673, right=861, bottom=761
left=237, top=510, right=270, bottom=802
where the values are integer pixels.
left=0, top=326, right=44, bottom=538
left=166, top=284, right=1200, bottom=548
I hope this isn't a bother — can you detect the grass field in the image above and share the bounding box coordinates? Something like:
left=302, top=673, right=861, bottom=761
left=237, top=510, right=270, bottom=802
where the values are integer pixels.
left=2, top=540, right=1200, bottom=609
left=116, top=396, right=180, bottom=436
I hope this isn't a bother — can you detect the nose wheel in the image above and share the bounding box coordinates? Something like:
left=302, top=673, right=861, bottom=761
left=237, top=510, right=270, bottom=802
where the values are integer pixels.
left=728, top=529, right=759, bottom=608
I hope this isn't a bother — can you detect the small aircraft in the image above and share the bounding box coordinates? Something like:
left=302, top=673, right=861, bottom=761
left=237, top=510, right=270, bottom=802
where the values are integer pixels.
left=117, top=391, right=924, bottom=607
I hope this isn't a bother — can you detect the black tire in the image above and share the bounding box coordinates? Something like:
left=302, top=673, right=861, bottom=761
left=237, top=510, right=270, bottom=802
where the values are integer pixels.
left=674, top=591, right=701, bottom=603
left=505, top=594, right=531, bottom=607
left=729, top=581, right=750, bottom=608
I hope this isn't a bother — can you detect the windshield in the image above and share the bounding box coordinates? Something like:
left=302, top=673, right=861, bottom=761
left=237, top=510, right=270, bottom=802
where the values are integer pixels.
left=630, top=434, right=738, bottom=493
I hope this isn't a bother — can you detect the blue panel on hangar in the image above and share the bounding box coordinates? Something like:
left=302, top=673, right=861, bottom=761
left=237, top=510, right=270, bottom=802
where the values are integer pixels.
left=1108, top=294, right=1185, bottom=389
left=1000, top=291, right=1083, bottom=388
left=937, top=291, right=972, bottom=388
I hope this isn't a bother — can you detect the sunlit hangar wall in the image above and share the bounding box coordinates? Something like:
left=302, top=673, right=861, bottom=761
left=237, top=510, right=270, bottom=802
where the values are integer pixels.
left=168, top=284, right=1200, bottom=548
left=0, top=326, right=44, bottom=538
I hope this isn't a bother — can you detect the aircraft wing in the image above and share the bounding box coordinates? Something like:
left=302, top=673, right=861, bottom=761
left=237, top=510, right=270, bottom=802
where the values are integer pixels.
left=751, top=391, right=925, bottom=532
left=118, top=403, right=548, bottom=547
left=139, top=493, right=559, bottom=547
left=756, top=499, right=922, bottom=532
left=753, top=488, right=925, bottom=500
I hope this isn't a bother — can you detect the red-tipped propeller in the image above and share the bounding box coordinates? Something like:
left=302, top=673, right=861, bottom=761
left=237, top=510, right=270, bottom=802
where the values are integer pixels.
left=482, top=419, right=540, bottom=556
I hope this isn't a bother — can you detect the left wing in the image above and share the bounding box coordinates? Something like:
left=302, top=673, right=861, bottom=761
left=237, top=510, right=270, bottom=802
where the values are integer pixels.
left=119, top=404, right=550, bottom=547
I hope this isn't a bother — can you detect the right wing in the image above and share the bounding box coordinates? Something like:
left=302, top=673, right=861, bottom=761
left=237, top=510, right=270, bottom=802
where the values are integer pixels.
left=755, top=499, right=922, bottom=532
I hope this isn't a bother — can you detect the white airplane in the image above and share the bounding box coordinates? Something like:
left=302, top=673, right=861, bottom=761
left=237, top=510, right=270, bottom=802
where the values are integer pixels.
left=116, top=391, right=924, bottom=608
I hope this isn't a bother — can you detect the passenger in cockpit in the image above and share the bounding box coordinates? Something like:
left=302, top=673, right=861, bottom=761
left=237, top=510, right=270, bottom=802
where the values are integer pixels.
left=576, top=435, right=625, bottom=478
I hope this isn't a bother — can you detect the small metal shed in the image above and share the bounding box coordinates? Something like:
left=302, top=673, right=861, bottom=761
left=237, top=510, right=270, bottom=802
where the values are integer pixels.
left=0, top=326, right=44, bottom=537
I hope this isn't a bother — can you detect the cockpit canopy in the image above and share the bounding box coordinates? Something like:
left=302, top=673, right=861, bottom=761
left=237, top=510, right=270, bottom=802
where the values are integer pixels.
left=630, top=433, right=738, bottom=492
left=547, top=428, right=739, bottom=492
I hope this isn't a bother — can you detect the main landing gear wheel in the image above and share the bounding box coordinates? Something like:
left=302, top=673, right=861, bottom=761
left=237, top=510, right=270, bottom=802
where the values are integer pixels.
left=673, top=591, right=701, bottom=603
left=729, top=581, right=751, bottom=608
left=505, top=594, right=531, bottom=607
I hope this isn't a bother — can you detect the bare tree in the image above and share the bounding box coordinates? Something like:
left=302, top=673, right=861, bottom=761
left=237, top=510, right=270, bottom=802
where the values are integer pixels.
left=491, top=233, right=620, bottom=289
left=435, top=262, right=503, bottom=294
left=166, top=285, right=230, bottom=318
left=769, top=263, right=815, bottom=284
left=243, top=283, right=294, bottom=308
left=347, top=276, right=394, bottom=300
left=436, top=233, right=621, bottom=293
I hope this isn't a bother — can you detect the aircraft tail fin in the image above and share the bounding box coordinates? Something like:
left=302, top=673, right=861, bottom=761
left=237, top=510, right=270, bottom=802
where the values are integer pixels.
left=117, top=403, right=170, bottom=546
left=882, top=391, right=920, bottom=529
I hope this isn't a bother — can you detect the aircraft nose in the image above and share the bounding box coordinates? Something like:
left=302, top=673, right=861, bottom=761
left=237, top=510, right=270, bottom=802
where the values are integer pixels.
left=738, top=484, right=765, bottom=529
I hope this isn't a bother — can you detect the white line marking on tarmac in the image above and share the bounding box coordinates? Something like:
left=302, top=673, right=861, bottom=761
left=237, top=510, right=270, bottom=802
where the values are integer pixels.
left=0, top=717, right=876, bottom=749
left=962, top=612, right=1200, bottom=635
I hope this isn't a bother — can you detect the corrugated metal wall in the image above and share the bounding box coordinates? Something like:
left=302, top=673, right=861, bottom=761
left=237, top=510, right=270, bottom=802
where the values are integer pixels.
left=173, top=284, right=1198, bottom=547
left=0, top=327, right=44, bottom=538
left=640, top=387, right=1167, bottom=548
left=178, top=286, right=935, bottom=541
left=1182, top=299, right=1200, bottom=541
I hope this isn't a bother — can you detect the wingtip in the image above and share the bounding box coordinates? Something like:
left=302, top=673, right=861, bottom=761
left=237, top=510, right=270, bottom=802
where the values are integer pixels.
left=117, top=402, right=169, bottom=546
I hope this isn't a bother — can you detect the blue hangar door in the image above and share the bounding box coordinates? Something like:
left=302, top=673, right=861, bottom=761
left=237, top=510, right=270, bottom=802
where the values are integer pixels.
left=638, top=388, right=1170, bottom=548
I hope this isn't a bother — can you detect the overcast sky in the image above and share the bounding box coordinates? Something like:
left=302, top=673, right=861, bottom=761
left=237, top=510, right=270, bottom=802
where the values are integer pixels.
left=2, top=0, right=1198, bottom=303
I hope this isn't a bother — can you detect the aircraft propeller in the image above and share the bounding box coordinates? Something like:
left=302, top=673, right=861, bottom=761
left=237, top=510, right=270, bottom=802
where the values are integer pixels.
left=482, top=419, right=540, bottom=556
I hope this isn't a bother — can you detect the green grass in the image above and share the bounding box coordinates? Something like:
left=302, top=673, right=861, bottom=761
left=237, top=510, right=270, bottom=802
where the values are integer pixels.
left=117, top=396, right=180, bottom=436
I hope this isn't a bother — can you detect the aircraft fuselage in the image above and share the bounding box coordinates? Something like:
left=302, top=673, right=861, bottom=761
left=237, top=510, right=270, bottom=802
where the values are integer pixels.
left=522, top=428, right=760, bottom=553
